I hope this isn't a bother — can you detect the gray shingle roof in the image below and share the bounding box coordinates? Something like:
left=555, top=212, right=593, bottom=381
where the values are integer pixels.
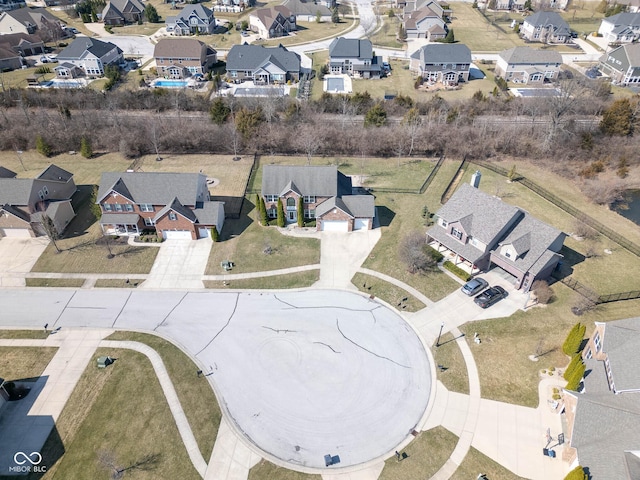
left=1, top=203, right=30, bottom=222
left=426, top=224, right=486, bottom=263
left=154, top=197, right=197, bottom=222
left=329, top=37, right=373, bottom=60
left=154, top=38, right=208, bottom=59
left=194, top=201, right=224, bottom=225
left=0, top=166, right=16, bottom=178
left=97, top=172, right=207, bottom=206
left=0, top=178, right=33, bottom=205
left=410, top=43, right=471, bottom=65
left=524, top=11, right=571, bottom=35
left=498, top=46, right=562, bottom=65
left=342, top=195, right=375, bottom=218
left=282, top=0, right=332, bottom=16
left=434, top=183, right=521, bottom=244
left=3, top=7, right=59, bottom=28
left=262, top=165, right=352, bottom=197
left=602, top=11, right=640, bottom=27
left=37, top=164, right=73, bottom=182
left=602, top=318, right=640, bottom=392
left=58, top=38, right=122, bottom=61
left=171, top=3, right=213, bottom=22
left=226, top=44, right=300, bottom=74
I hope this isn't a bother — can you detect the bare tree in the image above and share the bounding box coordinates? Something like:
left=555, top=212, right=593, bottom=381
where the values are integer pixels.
left=544, top=78, right=588, bottom=150
left=40, top=213, right=60, bottom=253
left=402, top=107, right=422, bottom=157
left=399, top=230, right=435, bottom=274
left=98, top=450, right=161, bottom=479
left=296, top=124, right=323, bottom=165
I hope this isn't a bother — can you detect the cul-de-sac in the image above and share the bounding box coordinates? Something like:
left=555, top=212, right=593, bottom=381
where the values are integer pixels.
left=0, top=0, right=638, bottom=478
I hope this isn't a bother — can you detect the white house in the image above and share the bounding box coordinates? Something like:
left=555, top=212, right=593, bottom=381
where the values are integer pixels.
left=55, top=37, right=123, bottom=78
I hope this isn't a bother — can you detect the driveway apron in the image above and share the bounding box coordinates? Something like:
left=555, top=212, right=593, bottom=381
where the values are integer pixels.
left=141, top=239, right=212, bottom=289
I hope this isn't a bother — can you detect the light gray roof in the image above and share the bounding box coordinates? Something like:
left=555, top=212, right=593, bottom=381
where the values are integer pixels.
left=410, top=43, right=471, bottom=65
left=496, top=213, right=565, bottom=276
left=434, top=183, right=521, bottom=244
left=498, top=46, right=562, bottom=65
left=154, top=197, right=197, bottom=223
left=0, top=178, right=33, bottom=205
left=524, top=11, right=571, bottom=35
left=172, top=3, right=214, bottom=22
left=58, top=38, right=122, bottom=62
left=602, top=12, right=640, bottom=27
left=37, top=164, right=73, bottom=182
left=602, top=43, right=640, bottom=70
left=426, top=223, right=486, bottom=263
left=226, top=44, right=300, bottom=74
left=329, top=37, right=373, bottom=60
left=0, top=166, right=16, bottom=178
left=99, top=212, right=140, bottom=224
left=3, top=7, right=59, bottom=28
left=316, top=195, right=375, bottom=218
left=154, top=38, right=208, bottom=59
left=194, top=201, right=224, bottom=225
left=282, top=0, right=332, bottom=16
left=602, top=318, right=640, bottom=392
left=97, top=172, right=207, bottom=206
left=261, top=165, right=352, bottom=197
left=102, top=0, right=143, bottom=18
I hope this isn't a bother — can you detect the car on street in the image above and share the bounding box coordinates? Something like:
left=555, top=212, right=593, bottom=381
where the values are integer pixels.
left=461, top=277, right=488, bottom=296
left=473, top=285, right=507, bottom=308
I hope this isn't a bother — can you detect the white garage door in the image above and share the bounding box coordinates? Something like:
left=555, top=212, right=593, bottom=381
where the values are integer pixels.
left=353, top=219, right=370, bottom=230
left=0, top=228, right=32, bottom=238
left=198, top=228, right=210, bottom=239
left=322, top=220, right=349, bottom=232
left=163, top=230, right=192, bottom=240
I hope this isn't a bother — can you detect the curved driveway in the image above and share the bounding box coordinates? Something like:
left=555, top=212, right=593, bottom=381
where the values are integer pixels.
left=0, top=288, right=431, bottom=471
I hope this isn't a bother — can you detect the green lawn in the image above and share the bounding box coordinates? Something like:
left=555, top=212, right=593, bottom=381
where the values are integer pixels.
left=462, top=284, right=640, bottom=407
left=204, top=269, right=319, bottom=289
left=0, top=347, right=58, bottom=382
left=0, top=330, right=49, bottom=339
left=449, top=2, right=523, bottom=52
left=38, top=347, right=201, bottom=480
left=111, top=22, right=163, bottom=36
left=205, top=201, right=320, bottom=275
left=25, top=278, right=85, bottom=288
left=379, top=426, right=457, bottom=480
left=248, top=460, right=320, bottom=480
left=352, top=272, right=426, bottom=312
left=0, top=67, right=55, bottom=89
left=432, top=332, right=469, bottom=394
left=106, top=332, right=221, bottom=459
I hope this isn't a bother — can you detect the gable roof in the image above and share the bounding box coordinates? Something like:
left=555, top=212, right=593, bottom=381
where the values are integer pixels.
left=226, top=44, right=300, bottom=73
left=58, top=37, right=121, bottom=61
left=410, top=43, right=471, bottom=64
left=262, top=165, right=352, bottom=198
left=1, top=203, right=30, bottom=222
left=97, top=172, right=207, bottom=206
left=2, top=7, right=59, bottom=28
left=329, top=37, right=373, bottom=60
left=524, top=11, right=570, bottom=34
left=282, top=0, right=332, bottom=16
left=498, top=46, right=562, bottom=65
left=602, top=11, right=640, bottom=27
left=403, top=6, right=442, bottom=30
left=0, top=166, right=16, bottom=178
left=154, top=38, right=209, bottom=59
left=194, top=201, right=224, bottom=225
left=601, top=43, right=640, bottom=70
left=434, top=183, right=521, bottom=244
left=171, top=3, right=214, bottom=22
left=0, top=178, right=33, bottom=205
left=37, top=164, right=73, bottom=182
left=0, top=32, right=43, bottom=50
left=102, top=0, right=143, bottom=18
left=154, top=197, right=197, bottom=222
left=601, top=318, right=640, bottom=392
left=254, top=5, right=292, bottom=29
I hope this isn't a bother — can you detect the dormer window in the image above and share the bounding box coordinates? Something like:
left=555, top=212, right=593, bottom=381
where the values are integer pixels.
left=169, top=212, right=177, bottom=221
left=451, top=227, right=462, bottom=240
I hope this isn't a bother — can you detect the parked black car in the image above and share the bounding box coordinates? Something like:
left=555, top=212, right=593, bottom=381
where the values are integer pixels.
left=474, top=286, right=507, bottom=308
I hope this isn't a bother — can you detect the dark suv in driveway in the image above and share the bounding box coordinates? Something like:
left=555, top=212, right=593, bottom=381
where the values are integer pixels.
left=474, top=286, right=507, bottom=308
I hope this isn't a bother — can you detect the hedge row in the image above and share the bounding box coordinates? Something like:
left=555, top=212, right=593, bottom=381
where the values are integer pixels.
left=562, top=322, right=586, bottom=356
left=443, top=261, right=471, bottom=281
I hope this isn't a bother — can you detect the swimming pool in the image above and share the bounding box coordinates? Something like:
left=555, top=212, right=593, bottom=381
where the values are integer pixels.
left=41, top=80, right=85, bottom=89
left=154, top=80, right=189, bottom=88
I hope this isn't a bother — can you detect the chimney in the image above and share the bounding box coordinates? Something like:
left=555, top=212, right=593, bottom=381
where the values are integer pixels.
left=470, top=170, right=481, bottom=189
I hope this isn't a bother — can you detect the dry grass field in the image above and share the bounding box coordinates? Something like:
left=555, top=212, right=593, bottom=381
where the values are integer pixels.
left=0, top=347, right=58, bottom=382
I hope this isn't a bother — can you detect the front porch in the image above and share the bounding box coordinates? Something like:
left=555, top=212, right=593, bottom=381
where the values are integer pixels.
left=428, top=240, right=481, bottom=275
left=100, top=213, right=141, bottom=236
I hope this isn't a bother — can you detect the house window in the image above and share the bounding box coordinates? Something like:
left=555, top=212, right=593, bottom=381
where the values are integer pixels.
left=125, top=204, right=134, bottom=212
left=505, top=251, right=511, bottom=258
left=286, top=198, right=296, bottom=207
left=304, top=209, right=315, bottom=219
left=43, top=186, right=49, bottom=195
left=265, top=195, right=278, bottom=203
left=139, top=204, right=154, bottom=212
left=144, top=217, right=156, bottom=226
left=594, top=331, right=602, bottom=352
left=114, top=203, right=123, bottom=212
left=584, top=348, right=592, bottom=360
left=169, top=212, right=177, bottom=221
left=267, top=208, right=277, bottom=218
left=451, top=227, right=463, bottom=240
left=439, top=218, right=447, bottom=228
left=103, top=203, right=113, bottom=212
left=303, top=195, right=315, bottom=203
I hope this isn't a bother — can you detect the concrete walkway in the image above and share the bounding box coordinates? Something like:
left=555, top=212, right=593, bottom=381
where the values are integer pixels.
left=100, top=340, right=208, bottom=477
left=0, top=329, right=112, bottom=472
left=205, top=416, right=261, bottom=480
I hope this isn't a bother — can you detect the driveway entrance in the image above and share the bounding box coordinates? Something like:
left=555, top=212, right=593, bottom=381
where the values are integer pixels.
left=141, top=238, right=212, bottom=289
left=0, top=237, right=49, bottom=287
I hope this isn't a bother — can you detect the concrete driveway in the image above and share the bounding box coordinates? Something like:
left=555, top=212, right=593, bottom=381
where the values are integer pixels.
left=141, top=238, right=212, bottom=289
left=0, top=237, right=49, bottom=287
left=315, top=229, right=381, bottom=289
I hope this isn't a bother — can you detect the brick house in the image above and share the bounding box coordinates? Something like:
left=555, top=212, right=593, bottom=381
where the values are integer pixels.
left=562, top=318, right=640, bottom=479
left=101, top=0, right=144, bottom=26
left=249, top=5, right=296, bottom=39
left=0, top=164, right=76, bottom=237
left=96, top=172, right=225, bottom=240
left=261, top=165, right=375, bottom=232
left=165, top=4, right=216, bottom=36
left=426, top=178, right=566, bottom=291
left=154, top=38, right=217, bottom=79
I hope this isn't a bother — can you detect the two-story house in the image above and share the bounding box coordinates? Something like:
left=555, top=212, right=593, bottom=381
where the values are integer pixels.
left=402, top=5, right=448, bottom=40
left=495, top=46, right=563, bottom=83
left=328, top=37, right=382, bottom=79
left=0, top=7, right=63, bottom=36
left=165, top=4, right=216, bottom=36
left=0, top=164, right=76, bottom=237
left=261, top=165, right=375, bottom=232
left=101, top=0, right=144, bottom=26
left=226, top=44, right=300, bottom=84
left=55, top=37, right=123, bottom=78
left=562, top=318, right=640, bottom=479
left=599, top=43, right=640, bottom=86
left=426, top=178, right=565, bottom=291
left=598, top=12, right=640, bottom=43
left=96, top=172, right=225, bottom=240
left=154, top=38, right=217, bottom=79
left=249, top=5, right=296, bottom=39
left=409, top=43, right=471, bottom=84
left=520, top=11, right=571, bottom=44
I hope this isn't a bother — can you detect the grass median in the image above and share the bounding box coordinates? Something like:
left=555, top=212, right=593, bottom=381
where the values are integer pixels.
left=351, top=272, right=426, bottom=312
left=0, top=347, right=58, bottom=382
left=204, top=269, right=319, bottom=289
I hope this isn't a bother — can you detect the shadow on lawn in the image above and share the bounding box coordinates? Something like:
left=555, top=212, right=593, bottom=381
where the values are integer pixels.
left=220, top=198, right=254, bottom=241
left=551, top=245, right=586, bottom=282
left=376, top=206, right=396, bottom=227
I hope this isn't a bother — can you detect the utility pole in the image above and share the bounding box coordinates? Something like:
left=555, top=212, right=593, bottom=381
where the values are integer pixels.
left=436, top=321, right=445, bottom=347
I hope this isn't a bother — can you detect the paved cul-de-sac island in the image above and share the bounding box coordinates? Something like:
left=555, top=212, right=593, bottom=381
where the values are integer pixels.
left=0, top=289, right=432, bottom=471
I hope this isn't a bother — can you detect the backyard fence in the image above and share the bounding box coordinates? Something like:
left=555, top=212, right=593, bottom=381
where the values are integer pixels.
left=472, top=160, right=640, bottom=257
left=440, top=156, right=468, bottom=204
left=368, top=155, right=445, bottom=194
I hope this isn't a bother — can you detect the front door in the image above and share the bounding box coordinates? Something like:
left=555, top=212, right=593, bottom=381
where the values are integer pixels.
left=288, top=211, right=296, bottom=221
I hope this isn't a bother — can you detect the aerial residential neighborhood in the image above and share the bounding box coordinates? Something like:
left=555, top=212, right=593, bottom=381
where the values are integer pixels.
left=0, top=0, right=639, bottom=478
